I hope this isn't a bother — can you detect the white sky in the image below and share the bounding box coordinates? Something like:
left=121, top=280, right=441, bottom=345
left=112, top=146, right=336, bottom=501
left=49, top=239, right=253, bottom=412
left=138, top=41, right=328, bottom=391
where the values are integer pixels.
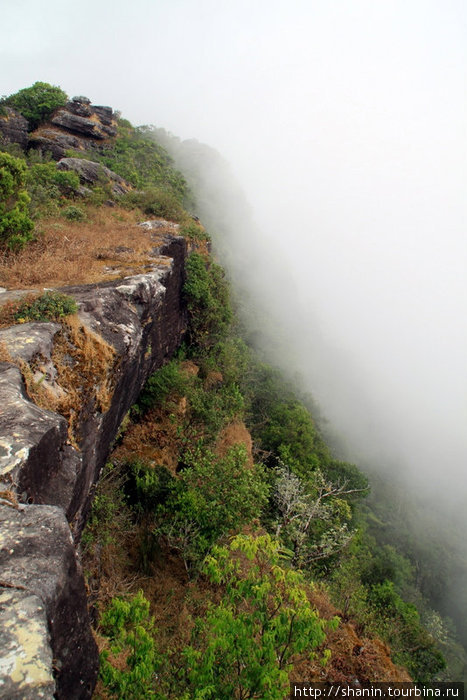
left=2, top=0, right=467, bottom=503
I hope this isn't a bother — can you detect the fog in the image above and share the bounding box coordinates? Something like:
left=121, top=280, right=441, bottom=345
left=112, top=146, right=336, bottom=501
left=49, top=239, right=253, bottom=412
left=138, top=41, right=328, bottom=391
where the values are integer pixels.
left=2, top=1, right=466, bottom=506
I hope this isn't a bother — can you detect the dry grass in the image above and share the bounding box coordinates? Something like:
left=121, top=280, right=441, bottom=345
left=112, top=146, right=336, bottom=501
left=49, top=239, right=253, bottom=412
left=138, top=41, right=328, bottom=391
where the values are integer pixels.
left=111, top=404, right=184, bottom=474
left=50, top=316, right=117, bottom=445
left=216, top=420, right=254, bottom=467
left=0, top=206, right=177, bottom=290
left=0, top=340, right=12, bottom=362
left=6, top=316, right=118, bottom=447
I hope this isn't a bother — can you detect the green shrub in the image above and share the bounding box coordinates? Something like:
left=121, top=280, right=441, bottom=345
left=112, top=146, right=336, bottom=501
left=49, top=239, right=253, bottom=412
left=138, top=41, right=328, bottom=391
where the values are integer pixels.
left=4, top=82, right=67, bottom=130
left=121, top=187, right=185, bottom=221
left=368, top=580, right=446, bottom=682
left=13, top=291, right=77, bottom=323
left=99, top=591, right=162, bottom=699
left=0, top=152, right=34, bottom=250
left=155, top=446, right=269, bottom=571
left=180, top=221, right=210, bottom=242
left=126, top=460, right=175, bottom=517
left=26, top=162, right=80, bottom=217
left=183, top=252, right=232, bottom=351
left=138, top=359, right=188, bottom=412
left=98, top=124, right=188, bottom=199
left=61, top=204, right=86, bottom=221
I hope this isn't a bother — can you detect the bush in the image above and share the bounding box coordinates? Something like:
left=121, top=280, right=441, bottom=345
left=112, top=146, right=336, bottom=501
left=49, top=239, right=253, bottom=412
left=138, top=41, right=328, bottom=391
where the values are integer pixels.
left=121, top=187, right=185, bottom=221
left=98, top=124, right=188, bottom=199
left=4, top=81, right=67, bottom=130
left=368, top=580, right=446, bottom=682
left=180, top=221, right=210, bottom=243
left=155, top=446, right=269, bottom=571
left=138, top=359, right=188, bottom=412
left=0, top=152, right=34, bottom=250
left=183, top=252, right=232, bottom=351
left=61, top=205, right=86, bottom=221
left=26, top=162, right=80, bottom=217
left=13, top=291, right=77, bottom=323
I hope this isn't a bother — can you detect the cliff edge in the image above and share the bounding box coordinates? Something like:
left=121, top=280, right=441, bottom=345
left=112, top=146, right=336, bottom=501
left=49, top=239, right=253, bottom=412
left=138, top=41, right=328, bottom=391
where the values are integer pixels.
left=0, top=232, right=187, bottom=699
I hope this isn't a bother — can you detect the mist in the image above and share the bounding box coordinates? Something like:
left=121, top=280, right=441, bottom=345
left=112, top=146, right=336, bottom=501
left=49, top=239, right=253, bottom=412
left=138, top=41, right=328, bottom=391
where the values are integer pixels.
left=2, top=0, right=466, bottom=534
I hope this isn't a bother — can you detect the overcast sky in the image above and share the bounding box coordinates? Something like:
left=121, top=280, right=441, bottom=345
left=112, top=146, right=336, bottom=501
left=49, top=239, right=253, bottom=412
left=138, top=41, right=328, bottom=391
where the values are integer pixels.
left=2, top=0, right=467, bottom=505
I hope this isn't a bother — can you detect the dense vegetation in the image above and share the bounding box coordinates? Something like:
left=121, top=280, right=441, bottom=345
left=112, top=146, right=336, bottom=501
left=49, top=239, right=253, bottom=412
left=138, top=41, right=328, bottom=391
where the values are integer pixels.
left=84, top=238, right=449, bottom=693
left=1, top=82, right=464, bottom=695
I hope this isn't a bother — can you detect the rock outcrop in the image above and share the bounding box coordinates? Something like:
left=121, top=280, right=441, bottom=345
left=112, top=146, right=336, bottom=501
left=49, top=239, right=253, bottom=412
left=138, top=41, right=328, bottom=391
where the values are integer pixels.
left=28, top=96, right=118, bottom=159
left=0, top=232, right=188, bottom=698
left=0, top=107, right=29, bottom=149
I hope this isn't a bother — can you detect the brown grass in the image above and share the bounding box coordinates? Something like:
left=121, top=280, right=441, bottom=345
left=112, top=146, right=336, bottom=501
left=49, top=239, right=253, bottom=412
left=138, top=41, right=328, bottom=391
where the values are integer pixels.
left=0, top=206, right=177, bottom=290
left=0, top=340, right=12, bottom=362
left=111, top=403, right=184, bottom=474
left=3, top=316, right=118, bottom=447
left=49, top=316, right=117, bottom=445
left=216, top=420, right=254, bottom=467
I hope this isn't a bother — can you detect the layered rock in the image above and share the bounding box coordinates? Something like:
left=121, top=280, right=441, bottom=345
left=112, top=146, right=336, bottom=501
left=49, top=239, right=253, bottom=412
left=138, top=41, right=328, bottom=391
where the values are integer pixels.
left=0, top=232, right=188, bottom=697
left=28, top=96, right=118, bottom=159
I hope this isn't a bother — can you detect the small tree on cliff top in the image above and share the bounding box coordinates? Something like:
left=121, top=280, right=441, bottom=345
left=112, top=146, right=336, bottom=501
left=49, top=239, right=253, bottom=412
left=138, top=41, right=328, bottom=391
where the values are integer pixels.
left=4, top=81, right=67, bottom=130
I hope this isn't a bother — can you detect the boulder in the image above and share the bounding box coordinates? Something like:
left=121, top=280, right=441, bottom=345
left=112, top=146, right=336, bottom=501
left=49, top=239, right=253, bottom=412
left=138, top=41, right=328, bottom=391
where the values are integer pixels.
left=66, top=100, right=93, bottom=118
left=51, top=110, right=116, bottom=139
left=0, top=107, right=29, bottom=149
left=51, top=110, right=106, bottom=138
left=56, top=157, right=130, bottom=195
left=91, top=106, right=114, bottom=127
left=71, top=96, right=91, bottom=105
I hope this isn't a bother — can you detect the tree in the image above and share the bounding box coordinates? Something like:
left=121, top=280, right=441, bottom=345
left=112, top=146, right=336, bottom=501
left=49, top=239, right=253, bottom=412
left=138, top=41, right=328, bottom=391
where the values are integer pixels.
left=0, top=152, right=34, bottom=250
left=99, top=591, right=162, bottom=699
left=4, top=81, right=67, bottom=130
left=273, top=464, right=365, bottom=568
left=155, top=446, right=269, bottom=571
left=183, top=534, right=334, bottom=699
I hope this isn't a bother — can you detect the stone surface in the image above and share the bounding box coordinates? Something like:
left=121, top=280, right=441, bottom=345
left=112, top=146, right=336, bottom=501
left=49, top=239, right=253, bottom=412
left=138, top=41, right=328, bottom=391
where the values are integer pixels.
left=57, top=157, right=130, bottom=195
left=0, top=364, right=80, bottom=514
left=63, top=234, right=187, bottom=532
left=0, top=588, right=55, bottom=699
left=25, top=100, right=117, bottom=160
left=51, top=110, right=107, bottom=139
left=92, top=106, right=114, bottom=127
left=0, top=504, right=98, bottom=699
left=0, top=322, right=60, bottom=363
left=28, top=128, right=83, bottom=160
left=0, top=107, right=29, bottom=149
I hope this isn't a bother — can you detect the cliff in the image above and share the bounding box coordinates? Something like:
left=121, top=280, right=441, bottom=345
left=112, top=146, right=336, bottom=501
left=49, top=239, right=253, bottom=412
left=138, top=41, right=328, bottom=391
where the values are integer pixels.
left=0, top=233, right=188, bottom=698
